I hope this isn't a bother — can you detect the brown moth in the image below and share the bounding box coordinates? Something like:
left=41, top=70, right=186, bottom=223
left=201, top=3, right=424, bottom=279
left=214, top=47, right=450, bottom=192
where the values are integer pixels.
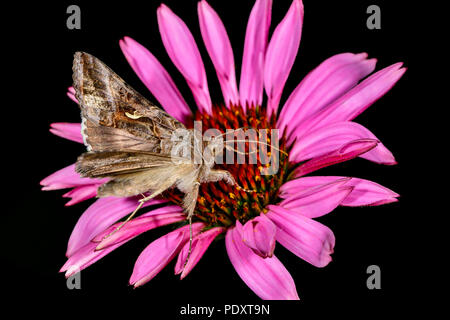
left=73, top=52, right=242, bottom=240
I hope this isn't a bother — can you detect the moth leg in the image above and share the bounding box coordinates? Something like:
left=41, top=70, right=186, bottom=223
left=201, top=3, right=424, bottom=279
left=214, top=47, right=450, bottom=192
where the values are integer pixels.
left=202, top=169, right=236, bottom=185
left=203, top=169, right=257, bottom=193
left=182, top=182, right=200, bottom=220
left=102, top=199, right=146, bottom=240
left=182, top=182, right=200, bottom=269
left=102, top=183, right=174, bottom=241
left=138, top=188, right=165, bottom=203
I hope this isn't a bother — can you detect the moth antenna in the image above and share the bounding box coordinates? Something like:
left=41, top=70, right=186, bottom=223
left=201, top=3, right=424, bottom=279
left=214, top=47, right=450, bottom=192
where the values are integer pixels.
left=224, top=144, right=258, bottom=156
left=226, top=139, right=288, bottom=156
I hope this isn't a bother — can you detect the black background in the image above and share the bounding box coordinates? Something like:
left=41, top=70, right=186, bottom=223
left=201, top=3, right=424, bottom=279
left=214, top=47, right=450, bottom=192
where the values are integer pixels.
left=2, top=0, right=430, bottom=317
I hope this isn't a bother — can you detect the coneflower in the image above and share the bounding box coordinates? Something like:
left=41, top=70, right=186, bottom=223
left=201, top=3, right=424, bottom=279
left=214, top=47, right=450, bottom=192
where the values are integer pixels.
left=41, top=0, right=404, bottom=300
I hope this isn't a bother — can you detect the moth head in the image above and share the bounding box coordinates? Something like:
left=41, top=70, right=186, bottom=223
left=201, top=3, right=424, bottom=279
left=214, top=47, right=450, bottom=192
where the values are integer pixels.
left=202, top=127, right=257, bottom=168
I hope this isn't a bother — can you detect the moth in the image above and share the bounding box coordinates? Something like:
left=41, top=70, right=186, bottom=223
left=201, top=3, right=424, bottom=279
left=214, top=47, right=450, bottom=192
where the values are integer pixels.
left=73, top=52, right=245, bottom=241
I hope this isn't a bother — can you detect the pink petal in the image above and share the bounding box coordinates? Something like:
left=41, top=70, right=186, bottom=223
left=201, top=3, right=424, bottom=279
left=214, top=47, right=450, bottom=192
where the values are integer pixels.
left=281, top=176, right=348, bottom=196
left=264, top=0, right=303, bottom=115
left=241, top=213, right=276, bottom=258
left=60, top=241, right=122, bottom=278
left=175, top=226, right=224, bottom=279
left=62, top=184, right=99, bottom=206
left=279, top=178, right=352, bottom=218
left=292, top=63, right=406, bottom=137
left=67, top=86, right=77, bottom=103
left=267, top=205, right=335, bottom=268
left=198, top=0, right=238, bottom=107
left=94, top=205, right=185, bottom=250
left=50, top=122, right=83, bottom=144
left=338, top=179, right=399, bottom=207
left=226, top=223, right=299, bottom=300
left=66, top=197, right=166, bottom=257
left=290, top=121, right=396, bottom=164
left=40, top=164, right=107, bottom=190
left=157, top=4, right=212, bottom=114
left=129, top=223, right=204, bottom=287
left=119, top=36, right=192, bottom=123
left=239, top=0, right=272, bottom=109
left=60, top=206, right=183, bottom=277
left=280, top=176, right=399, bottom=206
left=294, top=139, right=379, bottom=177
left=278, top=53, right=376, bottom=137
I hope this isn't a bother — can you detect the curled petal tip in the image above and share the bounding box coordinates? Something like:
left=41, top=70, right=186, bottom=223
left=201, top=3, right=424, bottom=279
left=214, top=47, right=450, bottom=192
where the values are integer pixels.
left=64, top=267, right=79, bottom=279
left=129, top=224, right=203, bottom=287
left=175, top=227, right=224, bottom=279
left=383, top=158, right=397, bottom=165
left=340, top=138, right=378, bottom=153
left=158, top=3, right=169, bottom=11
left=357, top=52, right=368, bottom=59
left=241, top=213, right=277, bottom=258
left=366, top=57, right=378, bottom=65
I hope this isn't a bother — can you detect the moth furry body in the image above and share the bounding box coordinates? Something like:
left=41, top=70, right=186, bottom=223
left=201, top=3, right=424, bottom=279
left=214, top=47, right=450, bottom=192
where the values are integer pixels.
left=73, top=52, right=236, bottom=219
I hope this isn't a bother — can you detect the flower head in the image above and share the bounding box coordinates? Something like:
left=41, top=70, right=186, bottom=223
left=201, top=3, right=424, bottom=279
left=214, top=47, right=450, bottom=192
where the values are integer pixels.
left=43, top=0, right=404, bottom=300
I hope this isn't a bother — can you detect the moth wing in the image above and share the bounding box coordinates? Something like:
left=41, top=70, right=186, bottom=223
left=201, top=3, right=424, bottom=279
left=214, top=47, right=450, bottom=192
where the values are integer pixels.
left=99, top=162, right=196, bottom=198
left=76, top=151, right=196, bottom=198
left=76, top=151, right=190, bottom=178
left=98, top=164, right=196, bottom=198
left=73, top=51, right=187, bottom=153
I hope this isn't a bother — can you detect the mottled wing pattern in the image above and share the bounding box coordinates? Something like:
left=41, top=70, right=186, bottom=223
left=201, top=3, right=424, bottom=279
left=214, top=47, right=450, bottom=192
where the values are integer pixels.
left=73, top=51, right=186, bottom=153
left=75, top=151, right=195, bottom=198
left=76, top=151, right=190, bottom=178
left=97, top=160, right=196, bottom=198
left=72, top=52, right=199, bottom=200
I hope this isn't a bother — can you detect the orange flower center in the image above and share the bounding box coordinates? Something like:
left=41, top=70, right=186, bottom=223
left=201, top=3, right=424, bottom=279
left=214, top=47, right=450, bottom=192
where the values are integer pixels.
left=163, top=104, right=294, bottom=228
